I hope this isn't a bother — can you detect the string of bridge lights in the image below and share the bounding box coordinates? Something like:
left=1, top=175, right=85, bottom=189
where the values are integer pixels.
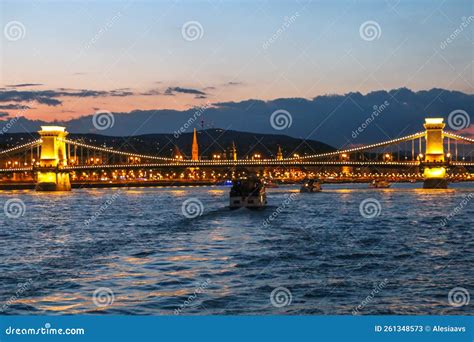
left=0, top=130, right=471, bottom=168
left=0, top=139, right=42, bottom=155
left=293, top=132, right=427, bottom=160
left=0, top=167, right=33, bottom=172
left=451, top=162, right=474, bottom=166
left=62, top=139, right=176, bottom=162
left=443, top=132, right=474, bottom=144
left=65, top=132, right=427, bottom=164
left=65, top=160, right=420, bottom=171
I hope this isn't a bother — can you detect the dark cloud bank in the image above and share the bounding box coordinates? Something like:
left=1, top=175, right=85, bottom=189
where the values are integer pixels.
left=1, top=87, right=473, bottom=147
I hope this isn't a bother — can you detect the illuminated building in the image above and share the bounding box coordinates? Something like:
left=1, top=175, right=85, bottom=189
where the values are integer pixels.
left=192, top=128, right=199, bottom=161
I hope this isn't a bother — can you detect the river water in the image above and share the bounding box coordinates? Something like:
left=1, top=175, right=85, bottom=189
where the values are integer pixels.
left=0, top=183, right=473, bottom=315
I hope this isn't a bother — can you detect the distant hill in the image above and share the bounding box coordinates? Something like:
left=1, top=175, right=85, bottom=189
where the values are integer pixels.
left=0, top=129, right=335, bottom=159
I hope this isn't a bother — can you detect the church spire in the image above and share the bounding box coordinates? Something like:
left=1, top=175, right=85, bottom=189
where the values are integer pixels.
left=192, top=128, right=199, bottom=161
left=276, top=145, right=283, bottom=160
left=231, top=141, right=237, bottom=161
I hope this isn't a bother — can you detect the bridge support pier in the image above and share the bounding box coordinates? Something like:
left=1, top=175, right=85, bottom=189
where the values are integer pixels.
left=422, top=118, right=448, bottom=189
left=36, top=169, right=71, bottom=191
left=35, top=126, right=71, bottom=191
left=423, top=178, right=448, bottom=189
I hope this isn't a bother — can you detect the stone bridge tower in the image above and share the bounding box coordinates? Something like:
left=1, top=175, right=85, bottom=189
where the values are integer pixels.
left=35, top=126, right=71, bottom=191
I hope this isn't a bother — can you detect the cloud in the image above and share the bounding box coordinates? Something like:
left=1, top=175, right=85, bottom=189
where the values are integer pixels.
left=0, top=90, right=62, bottom=106
left=1, top=88, right=472, bottom=148
left=6, top=83, right=43, bottom=87
left=0, top=104, right=31, bottom=110
left=0, top=111, right=9, bottom=117
left=109, top=89, right=134, bottom=97
left=225, top=81, right=242, bottom=86
left=164, top=87, right=206, bottom=96
left=140, top=89, right=161, bottom=96
left=0, top=88, right=136, bottom=106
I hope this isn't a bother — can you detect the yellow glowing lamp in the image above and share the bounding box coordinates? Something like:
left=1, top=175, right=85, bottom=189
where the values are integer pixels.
left=40, top=126, right=66, bottom=132
left=424, top=118, right=444, bottom=125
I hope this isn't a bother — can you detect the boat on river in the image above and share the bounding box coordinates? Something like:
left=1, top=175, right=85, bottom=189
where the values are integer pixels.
left=369, top=179, right=391, bottom=188
left=229, top=178, right=267, bottom=209
left=300, top=179, right=322, bottom=193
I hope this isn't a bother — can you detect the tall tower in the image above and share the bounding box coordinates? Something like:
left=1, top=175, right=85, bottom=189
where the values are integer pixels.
left=276, top=145, right=283, bottom=160
left=231, top=141, right=237, bottom=161
left=192, top=128, right=199, bottom=161
left=35, top=126, right=71, bottom=191
left=422, top=118, right=447, bottom=188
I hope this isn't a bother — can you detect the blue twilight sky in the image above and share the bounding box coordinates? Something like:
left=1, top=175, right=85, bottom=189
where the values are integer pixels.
left=0, top=0, right=472, bottom=120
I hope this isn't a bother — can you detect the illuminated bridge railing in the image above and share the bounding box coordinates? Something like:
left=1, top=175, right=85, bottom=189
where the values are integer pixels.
left=0, top=167, right=33, bottom=172
left=0, top=139, right=42, bottom=156
left=62, top=132, right=428, bottom=166
left=64, top=160, right=420, bottom=170
left=63, top=139, right=176, bottom=162
left=293, top=132, right=426, bottom=160
left=443, top=132, right=474, bottom=144
left=451, top=162, right=474, bottom=166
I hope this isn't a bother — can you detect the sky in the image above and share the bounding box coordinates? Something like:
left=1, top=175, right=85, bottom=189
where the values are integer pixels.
left=0, top=0, right=472, bottom=121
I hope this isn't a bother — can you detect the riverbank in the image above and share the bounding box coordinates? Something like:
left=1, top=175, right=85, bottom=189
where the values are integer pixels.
left=0, top=179, right=472, bottom=190
left=0, top=180, right=216, bottom=190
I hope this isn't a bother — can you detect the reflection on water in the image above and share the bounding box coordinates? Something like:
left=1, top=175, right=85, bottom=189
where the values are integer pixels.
left=0, top=183, right=473, bottom=315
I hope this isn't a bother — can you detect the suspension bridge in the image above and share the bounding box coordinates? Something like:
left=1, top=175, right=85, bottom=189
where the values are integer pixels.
left=0, top=118, right=473, bottom=190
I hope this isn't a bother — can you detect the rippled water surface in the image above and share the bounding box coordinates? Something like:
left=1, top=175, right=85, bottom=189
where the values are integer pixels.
left=1, top=183, right=473, bottom=315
